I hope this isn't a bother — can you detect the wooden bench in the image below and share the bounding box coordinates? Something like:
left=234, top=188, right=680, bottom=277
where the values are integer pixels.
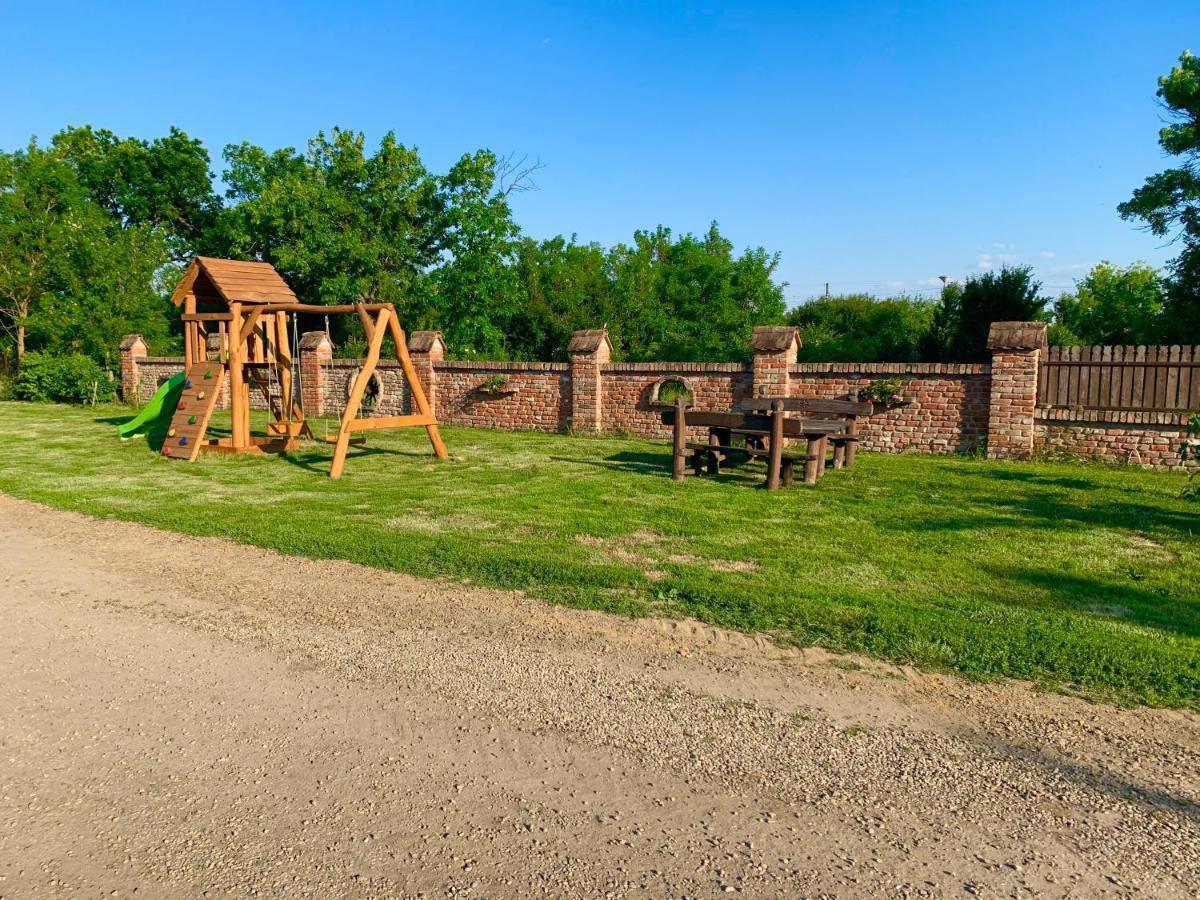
left=661, top=400, right=844, bottom=489
left=740, top=397, right=873, bottom=469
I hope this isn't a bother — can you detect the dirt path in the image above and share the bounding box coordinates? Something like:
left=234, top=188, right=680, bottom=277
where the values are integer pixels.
left=0, top=494, right=1197, bottom=898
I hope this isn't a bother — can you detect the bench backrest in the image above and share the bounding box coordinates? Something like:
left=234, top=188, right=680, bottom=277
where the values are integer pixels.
left=740, top=397, right=873, bottom=418
left=660, top=408, right=844, bottom=437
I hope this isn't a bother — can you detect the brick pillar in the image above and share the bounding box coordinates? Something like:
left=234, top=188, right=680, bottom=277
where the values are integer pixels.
left=298, top=331, right=333, bottom=417
left=750, top=326, right=801, bottom=399
left=568, top=328, right=612, bottom=433
left=408, top=331, right=445, bottom=416
left=985, top=321, right=1047, bottom=460
left=119, top=334, right=148, bottom=402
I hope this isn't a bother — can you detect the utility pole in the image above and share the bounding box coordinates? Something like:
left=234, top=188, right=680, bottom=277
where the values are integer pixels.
left=824, top=282, right=830, bottom=298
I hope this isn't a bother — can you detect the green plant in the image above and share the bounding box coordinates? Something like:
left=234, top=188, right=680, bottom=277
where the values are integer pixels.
left=858, top=377, right=905, bottom=406
left=655, top=379, right=693, bottom=406
left=1182, top=413, right=1200, bottom=498
left=480, top=374, right=510, bottom=397
left=13, top=352, right=115, bottom=404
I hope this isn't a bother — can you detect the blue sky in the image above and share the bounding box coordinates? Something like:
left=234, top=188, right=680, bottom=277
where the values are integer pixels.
left=1, top=1, right=1195, bottom=305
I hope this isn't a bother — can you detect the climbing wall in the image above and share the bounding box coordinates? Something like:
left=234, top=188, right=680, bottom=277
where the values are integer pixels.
left=160, top=363, right=225, bottom=461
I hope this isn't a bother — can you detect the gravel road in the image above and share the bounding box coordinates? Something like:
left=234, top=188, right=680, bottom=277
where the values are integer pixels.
left=0, top=493, right=1196, bottom=898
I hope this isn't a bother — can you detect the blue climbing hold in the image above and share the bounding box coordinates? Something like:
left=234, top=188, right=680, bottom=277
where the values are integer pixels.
left=180, top=436, right=188, bottom=445
left=185, top=379, right=192, bottom=389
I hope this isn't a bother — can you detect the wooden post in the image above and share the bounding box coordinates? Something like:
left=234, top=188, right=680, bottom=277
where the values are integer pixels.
left=844, top=417, right=858, bottom=468
left=383, top=309, right=448, bottom=461
left=274, top=311, right=293, bottom=420
left=228, top=302, right=250, bottom=449
left=330, top=307, right=391, bottom=479
left=672, top=395, right=687, bottom=481
left=803, top=440, right=820, bottom=486
left=766, top=399, right=784, bottom=491
left=183, top=295, right=197, bottom=367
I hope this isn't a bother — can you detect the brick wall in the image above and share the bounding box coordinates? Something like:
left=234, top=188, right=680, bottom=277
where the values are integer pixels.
left=1035, top=408, right=1195, bottom=469
left=119, top=324, right=1197, bottom=470
left=434, top=361, right=569, bottom=432
left=789, top=363, right=991, bottom=454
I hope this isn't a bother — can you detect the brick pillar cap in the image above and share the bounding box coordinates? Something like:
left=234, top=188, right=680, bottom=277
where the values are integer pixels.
left=119, top=334, right=148, bottom=351
left=298, top=331, right=333, bottom=351
left=986, top=321, right=1047, bottom=351
left=409, top=331, right=445, bottom=354
left=567, top=328, right=612, bottom=356
left=750, top=325, right=801, bottom=353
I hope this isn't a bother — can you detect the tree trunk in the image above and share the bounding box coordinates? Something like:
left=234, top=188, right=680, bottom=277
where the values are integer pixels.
left=16, top=323, right=25, bottom=363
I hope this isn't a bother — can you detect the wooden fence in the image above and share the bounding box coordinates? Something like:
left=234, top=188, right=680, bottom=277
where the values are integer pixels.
left=1038, top=345, right=1200, bottom=412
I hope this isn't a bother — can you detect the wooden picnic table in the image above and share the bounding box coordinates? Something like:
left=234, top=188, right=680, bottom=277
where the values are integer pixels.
left=739, top=396, right=873, bottom=469
left=660, top=398, right=845, bottom=489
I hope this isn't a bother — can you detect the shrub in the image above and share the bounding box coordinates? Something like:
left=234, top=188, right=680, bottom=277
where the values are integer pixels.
left=13, top=352, right=116, bottom=404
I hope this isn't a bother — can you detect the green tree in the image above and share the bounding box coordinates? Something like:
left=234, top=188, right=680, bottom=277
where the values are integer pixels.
left=52, top=125, right=219, bottom=262
left=0, top=140, right=171, bottom=370
left=210, top=129, right=443, bottom=322
left=424, top=151, right=523, bottom=357
left=786, top=293, right=935, bottom=362
left=1118, top=50, right=1200, bottom=340
left=511, top=236, right=612, bottom=360
left=606, top=224, right=786, bottom=361
left=0, top=142, right=78, bottom=367
left=920, top=280, right=963, bottom=362
left=1051, top=261, right=1165, bottom=346
left=942, top=266, right=1048, bottom=362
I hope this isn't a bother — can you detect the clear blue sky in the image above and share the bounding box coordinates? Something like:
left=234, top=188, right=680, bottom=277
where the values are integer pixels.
left=2, top=1, right=1196, bottom=304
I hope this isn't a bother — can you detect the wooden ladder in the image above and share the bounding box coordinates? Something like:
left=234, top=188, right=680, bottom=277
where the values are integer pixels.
left=160, top=362, right=226, bottom=461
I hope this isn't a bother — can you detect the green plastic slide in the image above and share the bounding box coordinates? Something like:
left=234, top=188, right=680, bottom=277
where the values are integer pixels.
left=116, top=370, right=186, bottom=440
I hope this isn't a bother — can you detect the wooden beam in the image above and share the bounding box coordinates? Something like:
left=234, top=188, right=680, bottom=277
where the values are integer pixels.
left=238, top=307, right=265, bottom=344
left=181, top=312, right=234, bottom=322
left=346, top=414, right=437, bottom=431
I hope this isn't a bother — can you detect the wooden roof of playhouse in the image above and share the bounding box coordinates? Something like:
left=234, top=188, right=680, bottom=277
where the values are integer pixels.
left=171, top=256, right=297, bottom=308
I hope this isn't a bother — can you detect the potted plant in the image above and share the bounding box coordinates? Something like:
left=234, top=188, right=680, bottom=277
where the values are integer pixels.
left=858, top=377, right=908, bottom=409
left=478, top=374, right=516, bottom=398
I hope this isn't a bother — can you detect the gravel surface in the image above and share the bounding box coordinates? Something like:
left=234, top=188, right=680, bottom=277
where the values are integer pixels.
left=0, top=493, right=1197, bottom=898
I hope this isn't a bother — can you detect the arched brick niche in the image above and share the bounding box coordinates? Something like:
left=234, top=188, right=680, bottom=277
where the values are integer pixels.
left=646, top=376, right=694, bottom=408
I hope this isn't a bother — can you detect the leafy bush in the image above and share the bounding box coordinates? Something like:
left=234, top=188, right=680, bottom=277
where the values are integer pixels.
left=858, top=377, right=906, bottom=406
left=13, top=352, right=115, bottom=404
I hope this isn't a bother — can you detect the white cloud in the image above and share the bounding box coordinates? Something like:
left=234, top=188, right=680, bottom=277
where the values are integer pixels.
left=1038, top=250, right=1057, bottom=259
left=975, top=252, right=1015, bottom=270
left=886, top=280, right=905, bottom=290
left=541, top=37, right=552, bottom=44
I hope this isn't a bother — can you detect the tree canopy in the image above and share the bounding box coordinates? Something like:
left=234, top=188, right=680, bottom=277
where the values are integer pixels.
left=1119, top=50, right=1200, bottom=341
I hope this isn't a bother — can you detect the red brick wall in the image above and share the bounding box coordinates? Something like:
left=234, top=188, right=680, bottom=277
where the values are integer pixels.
left=789, top=363, right=991, bottom=454
left=601, top=363, right=752, bottom=438
left=119, top=328, right=1195, bottom=469
left=1035, top=408, right=1196, bottom=470
left=434, top=361, right=569, bottom=433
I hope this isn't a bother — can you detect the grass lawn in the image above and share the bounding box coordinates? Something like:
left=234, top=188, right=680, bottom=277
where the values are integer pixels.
left=0, top=400, right=1197, bottom=709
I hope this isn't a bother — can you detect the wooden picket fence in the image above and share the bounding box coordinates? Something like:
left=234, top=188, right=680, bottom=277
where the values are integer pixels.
left=1038, top=345, right=1200, bottom=412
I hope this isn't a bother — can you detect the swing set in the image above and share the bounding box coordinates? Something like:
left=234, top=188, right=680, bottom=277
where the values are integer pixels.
left=160, top=256, right=447, bottom=478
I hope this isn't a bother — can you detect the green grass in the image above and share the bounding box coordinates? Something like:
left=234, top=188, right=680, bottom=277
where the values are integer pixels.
left=1, top=401, right=1198, bottom=709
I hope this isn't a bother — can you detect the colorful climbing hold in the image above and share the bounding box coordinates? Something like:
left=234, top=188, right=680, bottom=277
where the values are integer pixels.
left=185, top=379, right=192, bottom=389
left=180, top=436, right=188, bottom=445
left=197, top=390, right=206, bottom=400
left=188, top=415, right=196, bottom=425
left=204, top=370, right=212, bottom=379
left=168, top=428, right=176, bottom=437
left=162, top=447, right=170, bottom=456
left=178, top=401, right=187, bottom=410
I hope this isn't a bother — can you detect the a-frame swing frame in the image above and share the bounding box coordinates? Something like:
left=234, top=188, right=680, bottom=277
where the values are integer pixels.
left=328, top=302, right=448, bottom=479
left=167, top=257, right=448, bottom=479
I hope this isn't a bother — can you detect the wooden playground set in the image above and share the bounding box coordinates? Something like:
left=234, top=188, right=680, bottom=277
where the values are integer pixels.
left=149, top=256, right=447, bottom=478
